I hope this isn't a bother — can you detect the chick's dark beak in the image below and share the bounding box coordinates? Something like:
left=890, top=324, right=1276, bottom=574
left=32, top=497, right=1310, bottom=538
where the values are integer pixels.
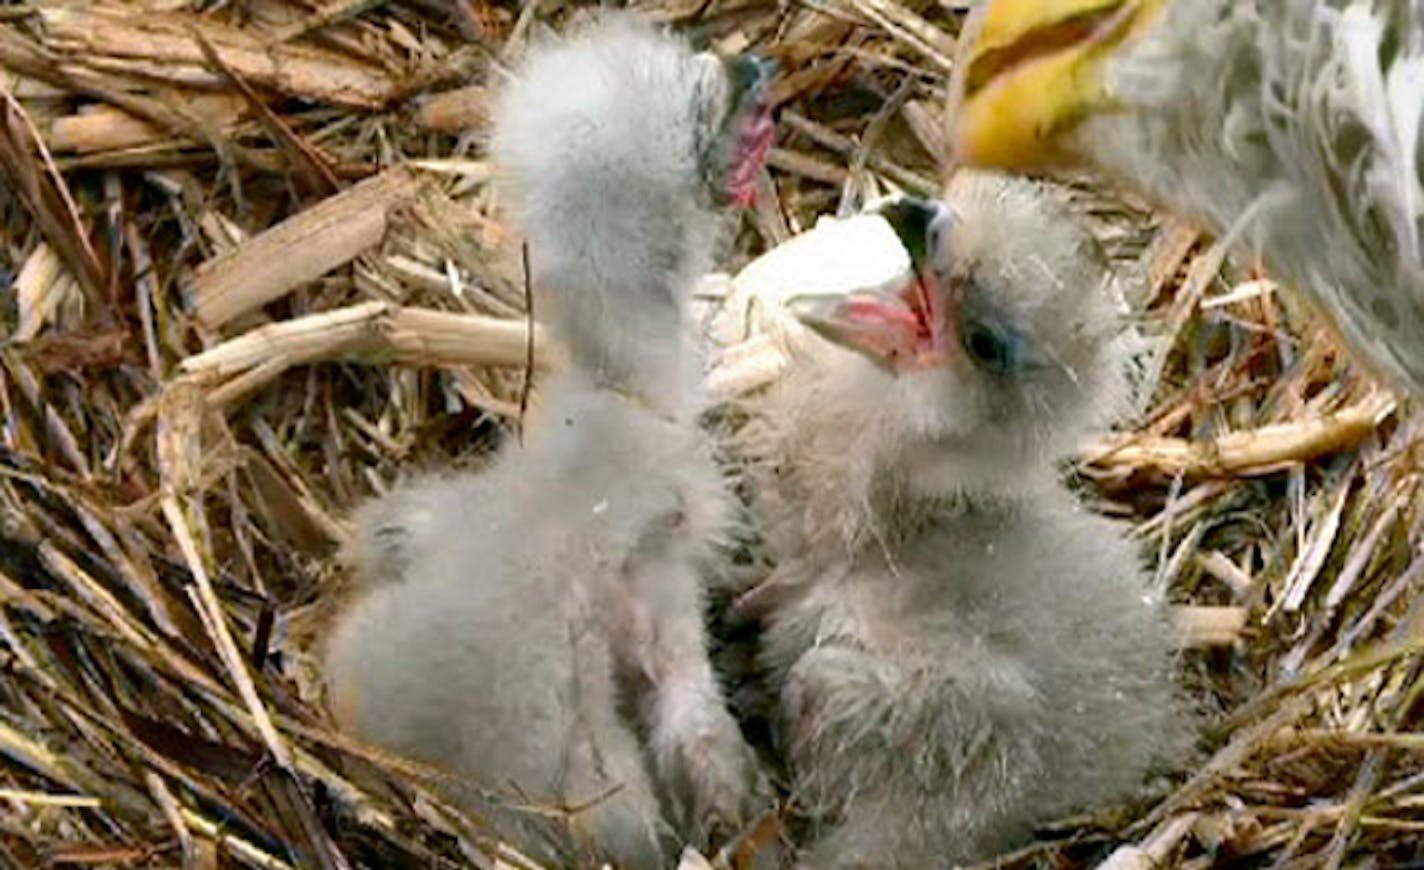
left=789, top=197, right=957, bottom=373
left=722, top=54, right=778, bottom=207
left=877, top=197, right=942, bottom=268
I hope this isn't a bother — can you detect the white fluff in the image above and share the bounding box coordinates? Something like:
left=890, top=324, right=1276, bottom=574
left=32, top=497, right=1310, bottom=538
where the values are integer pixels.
left=721, top=172, right=1188, bottom=866
left=323, top=15, right=765, bottom=868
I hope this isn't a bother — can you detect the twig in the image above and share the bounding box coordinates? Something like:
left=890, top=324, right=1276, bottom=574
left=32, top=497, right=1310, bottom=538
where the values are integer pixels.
left=1096, top=813, right=1199, bottom=870
left=1083, top=393, right=1397, bottom=477
left=518, top=241, right=535, bottom=442
left=1172, top=605, right=1247, bottom=648
left=156, top=381, right=293, bottom=772
left=0, top=79, right=107, bottom=299
left=189, top=168, right=422, bottom=328
left=181, top=301, right=552, bottom=382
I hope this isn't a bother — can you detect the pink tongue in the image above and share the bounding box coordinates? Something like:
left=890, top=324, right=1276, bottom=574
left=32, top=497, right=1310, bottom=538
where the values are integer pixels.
left=842, top=280, right=947, bottom=370
left=840, top=298, right=924, bottom=362
left=727, top=109, right=776, bottom=206
left=906, top=276, right=939, bottom=342
left=846, top=298, right=920, bottom=332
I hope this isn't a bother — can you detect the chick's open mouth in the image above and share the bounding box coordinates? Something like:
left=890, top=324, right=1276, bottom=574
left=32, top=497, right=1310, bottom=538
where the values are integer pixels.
left=791, top=274, right=949, bottom=372
left=726, top=103, right=776, bottom=206
left=846, top=278, right=937, bottom=342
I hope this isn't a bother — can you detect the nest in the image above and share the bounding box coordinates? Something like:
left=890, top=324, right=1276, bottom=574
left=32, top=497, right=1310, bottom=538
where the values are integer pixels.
left=0, top=0, right=1420, bottom=866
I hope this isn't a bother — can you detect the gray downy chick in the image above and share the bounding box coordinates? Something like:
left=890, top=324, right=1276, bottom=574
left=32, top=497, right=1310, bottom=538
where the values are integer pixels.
left=731, top=170, right=1188, bottom=867
left=323, top=15, right=775, bottom=868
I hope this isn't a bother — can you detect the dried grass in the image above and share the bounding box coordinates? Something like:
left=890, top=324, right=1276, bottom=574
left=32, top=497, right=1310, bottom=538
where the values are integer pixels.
left=0, top=0, right=1420, bottom=867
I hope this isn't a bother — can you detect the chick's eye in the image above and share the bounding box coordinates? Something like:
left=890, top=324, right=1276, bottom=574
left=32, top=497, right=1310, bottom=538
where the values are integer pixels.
left=961, top=321, right=1017, bottom=374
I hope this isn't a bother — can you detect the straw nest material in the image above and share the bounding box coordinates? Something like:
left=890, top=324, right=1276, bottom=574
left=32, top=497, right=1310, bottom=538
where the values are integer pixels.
left=0, top=0, right=1420, bottom=866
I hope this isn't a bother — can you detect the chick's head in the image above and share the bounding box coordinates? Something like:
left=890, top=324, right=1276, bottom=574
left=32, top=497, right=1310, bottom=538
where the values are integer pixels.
left=696, top=53, right=777, bottom=207
left=791, top=171, right=1132, bottom=497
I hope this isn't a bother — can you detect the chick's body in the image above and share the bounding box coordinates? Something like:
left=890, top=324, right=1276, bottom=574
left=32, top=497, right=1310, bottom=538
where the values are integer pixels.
left=765, top=490, right=1175, bottom=864
left=732, top=172, right=1184, bottom=866
left=328, top=380, right=737, bottom=865
left=323, top=16, right=770, bottom=867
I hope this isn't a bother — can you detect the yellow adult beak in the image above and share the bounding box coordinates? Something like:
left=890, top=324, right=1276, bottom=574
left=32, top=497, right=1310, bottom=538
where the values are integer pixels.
left=949, top=0, right=1166, bottom=170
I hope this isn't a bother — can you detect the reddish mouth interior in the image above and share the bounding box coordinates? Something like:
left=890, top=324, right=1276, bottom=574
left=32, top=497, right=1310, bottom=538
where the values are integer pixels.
left=843, top=275, right=948, bottom=371
left=726, top=104, right=776, bottom=207
left=904, top=275, right=941, bottom=349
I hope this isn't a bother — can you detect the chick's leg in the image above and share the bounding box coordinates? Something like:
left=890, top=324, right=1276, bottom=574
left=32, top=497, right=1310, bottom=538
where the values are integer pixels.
left=602, top=510, right=768, bottom=844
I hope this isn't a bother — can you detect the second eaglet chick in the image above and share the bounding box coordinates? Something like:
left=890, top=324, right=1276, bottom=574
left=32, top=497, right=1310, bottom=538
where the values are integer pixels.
left=322, top=15, right=775, bottom=868
left=733, top=171, right=1186, bottom=866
